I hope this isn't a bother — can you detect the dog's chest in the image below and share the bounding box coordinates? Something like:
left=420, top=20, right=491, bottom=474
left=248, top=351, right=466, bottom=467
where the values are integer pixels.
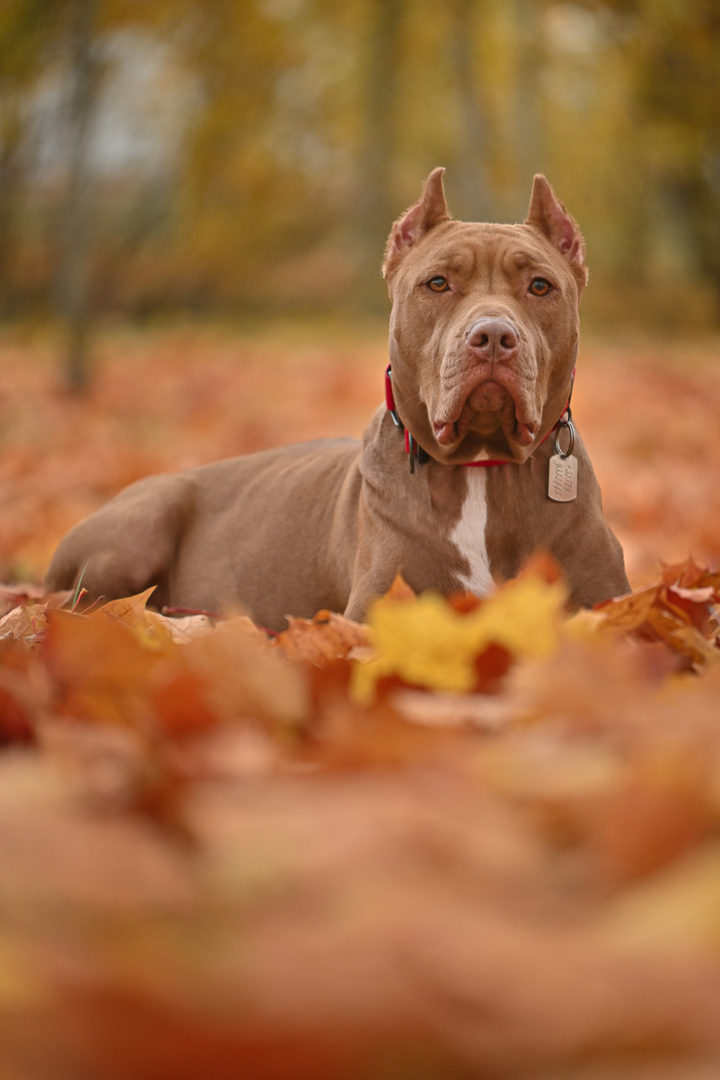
left=448, top=470, right=494, bottom=597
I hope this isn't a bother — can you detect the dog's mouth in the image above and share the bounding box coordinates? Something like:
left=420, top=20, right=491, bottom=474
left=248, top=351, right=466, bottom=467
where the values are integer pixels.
left=432, top=378, right=538, bottom=453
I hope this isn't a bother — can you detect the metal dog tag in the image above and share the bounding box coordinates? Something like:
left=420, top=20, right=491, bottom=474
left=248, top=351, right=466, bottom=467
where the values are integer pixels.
left=548, top=454, right=577, bottom=502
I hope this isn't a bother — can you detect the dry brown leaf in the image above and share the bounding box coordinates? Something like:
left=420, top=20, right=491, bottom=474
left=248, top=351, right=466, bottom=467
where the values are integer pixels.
left=94, top=587, right=158, bottom=625
left=661, top=555, right=720, bottom=591
left=276, top=609, right=370, bottom=665
left=596, top=585, right=660, bottom=634
left=43, top=608, right=163, bottom=729
left=646, top=606, right=720, bottom=665
left=184, top=616, right=309, bottom=727
left=0, top=582, right=45, bottom=619
left=148, top=611, right=219, bottom=643
left=0, top=604, right=40, bottom=643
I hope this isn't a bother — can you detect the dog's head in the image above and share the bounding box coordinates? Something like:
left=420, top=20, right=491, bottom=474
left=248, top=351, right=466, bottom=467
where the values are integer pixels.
left=382, top=169, right=587, bottom=464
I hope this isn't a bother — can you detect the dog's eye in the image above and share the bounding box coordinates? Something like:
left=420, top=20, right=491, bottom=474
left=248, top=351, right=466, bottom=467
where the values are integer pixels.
left=427, top=275, right=449, bottom=292
left=529, top=277, right=552, bottom=296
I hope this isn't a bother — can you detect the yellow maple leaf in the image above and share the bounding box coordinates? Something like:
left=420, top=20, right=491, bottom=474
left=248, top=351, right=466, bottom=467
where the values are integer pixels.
left=352, top=572, right=568, bottom=703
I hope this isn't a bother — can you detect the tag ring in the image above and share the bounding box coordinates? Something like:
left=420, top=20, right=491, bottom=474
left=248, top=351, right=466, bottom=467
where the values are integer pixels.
left=554, top=418, right=575, bottom=460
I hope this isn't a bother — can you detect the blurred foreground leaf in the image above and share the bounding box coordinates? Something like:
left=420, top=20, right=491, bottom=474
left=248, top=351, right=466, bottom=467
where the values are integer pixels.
left=353, top=568, right=568, bottom=702
left=0, top=560, right=720, bottom=1076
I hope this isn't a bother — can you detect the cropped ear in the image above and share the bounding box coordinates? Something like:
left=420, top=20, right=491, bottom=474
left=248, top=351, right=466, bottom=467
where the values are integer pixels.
left=383, top=167, right=451, bottom=278
left=525, top=175, right=588, bottom=287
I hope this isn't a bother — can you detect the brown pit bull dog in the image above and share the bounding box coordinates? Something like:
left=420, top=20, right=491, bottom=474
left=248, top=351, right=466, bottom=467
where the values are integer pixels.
left=46, top=170, right=630, bottom=628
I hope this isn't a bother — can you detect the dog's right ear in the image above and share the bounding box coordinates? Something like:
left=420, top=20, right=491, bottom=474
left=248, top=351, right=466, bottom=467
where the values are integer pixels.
left=383, top=167, right=450, bottom=279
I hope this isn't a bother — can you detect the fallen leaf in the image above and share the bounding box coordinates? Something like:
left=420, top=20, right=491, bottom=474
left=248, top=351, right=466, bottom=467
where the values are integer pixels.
left=184, top=616, right=309, bottom=728
left=385, top=573, right=417, bottom=602
left=94, top=588, right=158, bottom=626
left=0, top=684, right=35, bottom=746
left=592, top=745, right=717, bottom=881
left=276, top=610, right=370, bottom=665
left=43, top=608, right=163, bottom=730
left=353, top=571, right=567, bottom=703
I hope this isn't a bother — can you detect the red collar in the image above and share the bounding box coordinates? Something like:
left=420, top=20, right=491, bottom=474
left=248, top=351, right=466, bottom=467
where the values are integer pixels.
left=385, top=365, right=574, bottom=471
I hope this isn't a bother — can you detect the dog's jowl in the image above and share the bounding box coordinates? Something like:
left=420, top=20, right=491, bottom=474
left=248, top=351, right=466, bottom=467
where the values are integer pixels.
left=46, top=170, right=629, bottom=629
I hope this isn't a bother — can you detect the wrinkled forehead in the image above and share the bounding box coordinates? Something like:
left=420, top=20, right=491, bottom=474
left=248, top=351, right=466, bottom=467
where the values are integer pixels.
left=398, top=221, right=566, bottom=282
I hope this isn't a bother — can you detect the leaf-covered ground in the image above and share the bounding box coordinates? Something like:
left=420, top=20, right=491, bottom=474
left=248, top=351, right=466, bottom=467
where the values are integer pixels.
left=2, top=325, right=720, bottom=1079
left=2, top=325, right=720, bottom=585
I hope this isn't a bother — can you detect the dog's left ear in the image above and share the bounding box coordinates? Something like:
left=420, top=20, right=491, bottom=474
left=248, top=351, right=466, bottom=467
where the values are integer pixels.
left=526, top=175, right=588, bottom=287
left=383, top=167, right=450, bottom=279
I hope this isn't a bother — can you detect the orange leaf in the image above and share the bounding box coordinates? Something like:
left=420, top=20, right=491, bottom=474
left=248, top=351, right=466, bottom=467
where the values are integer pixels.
left=473, top=642, right=512, bottom=692
left=661, top=585, right=718, bottom=637
left=661, top=556, right=707, bottom=590
left=596, top=586, right=660, bottom=634
left=384, top=574, right=417, bottom=602
left=149, top=667, right=219, bottom=737
left=593, top=749, right=715, bottom=881
left=303, top=660, right=461, bottom=768
left=645, top=607, right=719, bottom=665
left=517, top=550, right=565, bottom=585
left=94, top=588, right=158, bottom=626
left=447, top=592, right=484, bottom=614
left=276, top=610, right=370, bottom=666
left=0, top=684, right=35, bottom=746
left=43, top=609, right=162, bottom=729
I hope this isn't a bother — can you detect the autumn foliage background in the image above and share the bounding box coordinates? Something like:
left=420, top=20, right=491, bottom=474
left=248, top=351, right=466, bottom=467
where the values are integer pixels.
left=3, top=2, right=720, bottom=1078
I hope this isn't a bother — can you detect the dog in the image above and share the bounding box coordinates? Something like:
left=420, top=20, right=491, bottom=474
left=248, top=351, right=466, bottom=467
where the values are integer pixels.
left=45, top=170, right=630, bottom=629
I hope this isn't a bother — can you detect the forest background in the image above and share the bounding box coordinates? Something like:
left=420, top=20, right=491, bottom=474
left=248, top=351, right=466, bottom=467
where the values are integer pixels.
left=2, top=0, right=720, bottom=341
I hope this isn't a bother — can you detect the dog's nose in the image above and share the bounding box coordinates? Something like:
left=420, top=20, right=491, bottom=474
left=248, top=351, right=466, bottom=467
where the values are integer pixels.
left=466, top=318, right=519, bottom=362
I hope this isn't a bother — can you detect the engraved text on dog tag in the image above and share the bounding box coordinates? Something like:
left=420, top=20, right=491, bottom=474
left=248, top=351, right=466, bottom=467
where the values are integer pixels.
left=548, top=454, right=577, bottom=502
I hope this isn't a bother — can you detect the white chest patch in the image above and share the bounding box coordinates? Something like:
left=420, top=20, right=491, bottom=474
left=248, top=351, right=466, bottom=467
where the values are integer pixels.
left=449, top=470, right=494, bottom=598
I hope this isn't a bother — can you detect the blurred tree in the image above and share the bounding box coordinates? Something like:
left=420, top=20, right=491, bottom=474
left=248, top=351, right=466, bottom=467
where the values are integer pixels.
left=512, top=0, right=545, bottom=199
left=448, top=0, right=491, bottom=222
left=356, top=0, right=403, bottom=306
left=632, top=0, right=720, bottom=309
left=175, top=0, right=310, bottom=306
left=575, top=0, right=720, bottom=317
left=56, top=0, right=180, bottom=387
left=56, top=0, right=100, bottom=392
left=0, top=0, right=51, bottom=315
left=0, top=0, right=181, bottom=383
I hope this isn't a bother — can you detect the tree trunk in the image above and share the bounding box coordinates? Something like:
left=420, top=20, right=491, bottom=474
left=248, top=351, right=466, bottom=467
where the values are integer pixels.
left=56, top=0, right=98, bottom=392
left=356, top=0, right=403, bottom=310
left=0, top=101, right=21, bottom=318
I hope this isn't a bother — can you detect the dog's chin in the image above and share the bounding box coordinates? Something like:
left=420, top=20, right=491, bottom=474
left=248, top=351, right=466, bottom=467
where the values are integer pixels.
left=454, top=430, right=534, bottom=465
left=432, top=381, right=538, bottom=464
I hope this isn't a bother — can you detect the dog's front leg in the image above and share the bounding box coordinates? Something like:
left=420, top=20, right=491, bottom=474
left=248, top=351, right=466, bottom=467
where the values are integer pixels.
left=343, top=509, right=403, bottom=624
